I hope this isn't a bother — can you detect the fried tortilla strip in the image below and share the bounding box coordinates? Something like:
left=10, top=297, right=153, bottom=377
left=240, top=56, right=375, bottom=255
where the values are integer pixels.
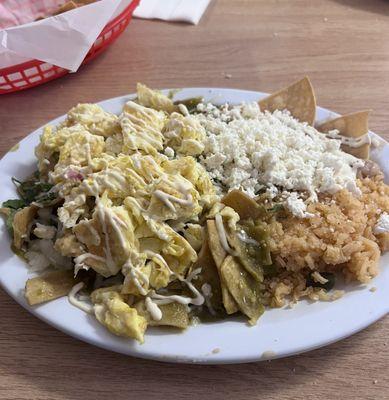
left=207, top=220, right=239, bottom=314
left=13, top=205, right=38, bottom=249
left=259, top=76, right=316, bottom=125
left=222, top=190, right=265, bottom=220
left=75, top=0, right=97, bottom=4
left=220, top=256, right=265, bottom=325
left=228, top=232, right=264, bottom=282
left=52, top=1, right=78, bottom=15
left=0, top=207, right=11, bottom=217
left=25, top=270, right=77, bottom=306
left=36, top=1, right=95, bottom=21
left=191, top=236, right=223, bottom=312
left=317, top=110, right=371, bottom=159
left=135, top=301, right=189, bottom=329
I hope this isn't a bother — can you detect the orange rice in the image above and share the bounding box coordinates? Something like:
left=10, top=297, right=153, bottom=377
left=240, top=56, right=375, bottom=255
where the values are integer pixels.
left=263, top=174, right=389, bottom=307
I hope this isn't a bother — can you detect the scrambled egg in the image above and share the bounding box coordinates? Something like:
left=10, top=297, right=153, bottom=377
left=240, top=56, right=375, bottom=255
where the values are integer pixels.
left=91, top=286, right=147, bottom=343
left=120, top=101, right=166, bottom=155
left=137, top=83, right=176, bottom=113
left=35, top=84, right=217, bottom=341
left=66, top=103, right=119, bottom=137
left=164, top=112, right=206, bottom=156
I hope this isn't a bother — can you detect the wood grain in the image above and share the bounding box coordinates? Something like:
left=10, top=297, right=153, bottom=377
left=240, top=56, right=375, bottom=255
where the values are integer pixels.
left=0, top=1, right=388, bottom=399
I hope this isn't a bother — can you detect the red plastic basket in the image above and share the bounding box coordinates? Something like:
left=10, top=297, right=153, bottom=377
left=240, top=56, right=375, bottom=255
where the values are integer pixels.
left=0, top=0, right=139, bottom=94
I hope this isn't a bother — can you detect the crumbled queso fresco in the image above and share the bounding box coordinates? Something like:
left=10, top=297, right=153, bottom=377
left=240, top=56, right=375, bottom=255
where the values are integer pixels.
left=374, top=212, right=389, bottom=234
left=193, top=101, right=364, bottom=218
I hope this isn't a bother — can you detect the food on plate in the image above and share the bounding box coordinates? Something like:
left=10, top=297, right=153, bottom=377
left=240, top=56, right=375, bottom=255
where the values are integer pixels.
left=1, top=79, right=388, bottom=343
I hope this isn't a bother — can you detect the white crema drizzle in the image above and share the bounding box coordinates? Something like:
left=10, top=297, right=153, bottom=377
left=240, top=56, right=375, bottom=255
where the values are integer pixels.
left=122, top=257, right=150, bottom=296
left=68, top=282, right=94, bottom=314
left=326, top=131, right=371, bottom=148
left=75, top=179, right=129, bottom=276
left=215, top=214, right=237, bottom=255
left=145, top=297, right=163, bottom=321
left=237, top=229, right=259, bottom=246
left=127, top=251, right=206, bottom=320
left=153, top=181, right=194, bottom=213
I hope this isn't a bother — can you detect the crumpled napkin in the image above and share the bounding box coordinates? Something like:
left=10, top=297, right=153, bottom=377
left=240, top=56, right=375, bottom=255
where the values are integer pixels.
left=134, top=0, right=211, bottom=25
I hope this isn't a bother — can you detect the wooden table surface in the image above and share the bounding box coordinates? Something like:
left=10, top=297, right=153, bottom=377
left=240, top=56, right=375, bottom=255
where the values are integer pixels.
left=0, top=1, right=388, bottom=399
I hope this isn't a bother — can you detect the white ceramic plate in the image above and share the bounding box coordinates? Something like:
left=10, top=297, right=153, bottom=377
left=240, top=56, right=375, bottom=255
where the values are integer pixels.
left=0, top=88, right=388, bottom=364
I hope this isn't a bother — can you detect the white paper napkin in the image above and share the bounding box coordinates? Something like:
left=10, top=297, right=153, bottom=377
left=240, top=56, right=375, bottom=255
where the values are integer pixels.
left=133, top=0, right=211, bottom=25
left=0, top=0, right=132, bottom=71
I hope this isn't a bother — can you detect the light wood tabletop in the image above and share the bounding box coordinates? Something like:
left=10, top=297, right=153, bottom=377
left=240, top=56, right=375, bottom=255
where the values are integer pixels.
left=0, top=1, right=388, bottom=399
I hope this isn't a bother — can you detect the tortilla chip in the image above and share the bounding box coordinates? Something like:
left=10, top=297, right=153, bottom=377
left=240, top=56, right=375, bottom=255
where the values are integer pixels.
left=317, top=110, right=371, bottom=159
left=75, top=0, right=97, bottom=4
left=222, top=190, right=266, bottom=220
left=191, top=236, right=223, bottom=311
left=207, top=220, right=239, bottom=314
left=259, top=76, right=316, bottom=125
left=13, top=205, right=38, bottom=249
left=206, top=220, right=227, bottom=267
left=25, top=270, right=76, bottom=306
left=228, top=232, right=264, bottom=282
left=220, top=256, right=265, bottom=325
left=0, top=207, right=11, bottom=217
left=135, top=300, right=189, bottom=329
left=53, top=1, right=78, bottom=15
